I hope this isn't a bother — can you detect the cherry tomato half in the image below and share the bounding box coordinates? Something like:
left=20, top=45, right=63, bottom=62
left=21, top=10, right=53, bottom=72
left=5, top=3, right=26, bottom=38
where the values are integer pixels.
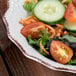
left=64, top=2, right=76, bottom=22
left=20, top=22, right=45, bottom=39
left=50, top=40, right=73, bottom=64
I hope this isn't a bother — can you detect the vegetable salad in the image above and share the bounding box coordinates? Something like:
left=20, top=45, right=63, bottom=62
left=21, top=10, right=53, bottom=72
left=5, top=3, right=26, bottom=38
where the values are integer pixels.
left=19, top=0, right=76, bottom=64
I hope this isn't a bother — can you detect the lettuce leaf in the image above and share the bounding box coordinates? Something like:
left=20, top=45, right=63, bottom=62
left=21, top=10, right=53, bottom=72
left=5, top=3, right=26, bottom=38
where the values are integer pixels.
left=68, top=53, right=76, bottom=65
left=27, top=28, right=50, bottom=56
left=62, top=35, right=76, bottom=43
left=23, top=0, right=36, bottom=12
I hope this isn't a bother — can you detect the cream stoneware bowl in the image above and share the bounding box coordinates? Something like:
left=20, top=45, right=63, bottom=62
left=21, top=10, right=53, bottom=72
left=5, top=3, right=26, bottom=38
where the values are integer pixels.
left=3, top=0, right=76, bottom=73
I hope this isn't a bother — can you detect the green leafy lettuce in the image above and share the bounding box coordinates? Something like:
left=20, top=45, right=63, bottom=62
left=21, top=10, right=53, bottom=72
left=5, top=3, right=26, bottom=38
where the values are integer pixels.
left=27, top=28, right=50, bottom=56
left=68, top=53, right=76, bottom=65
left=62, top=35, right=76, bottom=43
left=23, top=0, right=36, bottom=12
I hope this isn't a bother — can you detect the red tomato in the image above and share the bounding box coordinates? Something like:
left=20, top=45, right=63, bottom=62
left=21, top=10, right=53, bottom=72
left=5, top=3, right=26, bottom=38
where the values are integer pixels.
left=20, top=22, right=46, bottom=39
left=64, top=2, right=76, bottom=22
left=50, top=40, right=73, bottom=64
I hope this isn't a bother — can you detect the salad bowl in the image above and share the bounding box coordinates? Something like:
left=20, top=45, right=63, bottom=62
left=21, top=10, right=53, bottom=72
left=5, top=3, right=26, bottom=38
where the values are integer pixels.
left=3, top=0, right=76, bottom=73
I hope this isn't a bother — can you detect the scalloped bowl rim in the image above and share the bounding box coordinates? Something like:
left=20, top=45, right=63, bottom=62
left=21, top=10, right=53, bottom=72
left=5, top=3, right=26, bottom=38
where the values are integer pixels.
left=2, top=0, right=76, bottom=73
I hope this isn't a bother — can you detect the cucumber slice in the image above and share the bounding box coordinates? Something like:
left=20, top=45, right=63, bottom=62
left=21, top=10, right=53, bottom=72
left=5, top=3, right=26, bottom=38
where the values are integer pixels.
left=34, top=0, right=65, bottom=24
left=64, top=20, right=76, bottom=32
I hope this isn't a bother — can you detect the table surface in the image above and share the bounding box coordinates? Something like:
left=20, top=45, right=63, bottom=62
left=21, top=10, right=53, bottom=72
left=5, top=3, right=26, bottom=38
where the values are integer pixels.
left=0, top=0, right=76, bottom=76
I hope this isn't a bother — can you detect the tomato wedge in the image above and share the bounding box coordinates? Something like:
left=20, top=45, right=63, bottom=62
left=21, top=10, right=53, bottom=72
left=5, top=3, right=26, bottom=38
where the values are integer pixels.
left=20, top=22, right=45, bottom=39
left=64, top=2, right=76, bottom=22
left=50, top=40, right=73, bottom=64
